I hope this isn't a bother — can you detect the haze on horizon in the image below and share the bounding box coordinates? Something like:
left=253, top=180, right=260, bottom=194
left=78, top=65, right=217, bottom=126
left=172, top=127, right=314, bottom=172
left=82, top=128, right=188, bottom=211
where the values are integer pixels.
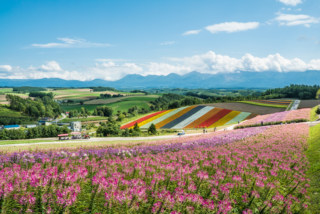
left=0, top=0, right=320, bottom=81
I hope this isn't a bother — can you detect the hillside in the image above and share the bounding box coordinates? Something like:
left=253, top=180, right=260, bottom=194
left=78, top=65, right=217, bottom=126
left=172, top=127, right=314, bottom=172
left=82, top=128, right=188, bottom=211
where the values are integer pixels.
left=120, top=105, right=254, bottom=129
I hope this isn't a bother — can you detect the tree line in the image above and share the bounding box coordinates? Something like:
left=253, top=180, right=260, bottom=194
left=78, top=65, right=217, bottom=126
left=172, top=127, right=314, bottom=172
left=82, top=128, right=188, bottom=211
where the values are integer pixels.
left=6, top=94, right=62, bottom=119
left=0, top=125, right=70, bottom=140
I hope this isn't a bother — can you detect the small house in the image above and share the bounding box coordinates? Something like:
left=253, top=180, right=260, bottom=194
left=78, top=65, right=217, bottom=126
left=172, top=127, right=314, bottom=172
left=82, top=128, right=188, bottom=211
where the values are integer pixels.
left=71, top=121, right=82, bottom=132
left=26, top=124, right=37, bottom=129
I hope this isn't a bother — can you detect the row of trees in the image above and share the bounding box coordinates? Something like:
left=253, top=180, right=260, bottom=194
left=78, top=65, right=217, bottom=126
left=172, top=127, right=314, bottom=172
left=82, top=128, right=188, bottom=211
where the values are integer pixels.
left=6, top=94, right=62, bottom=118
left=150, top=93, right=204, bottom=111
left=99, top=93, right=124, bottom=99
left=29, top=92, right=54, bottom=99
left=262, top=84, right=320, bottom=99
left=0, top=125, right=70, bottom=140
left=12, top=86, right=46, bottom=93
left=96, top=119, right=157, bottom=137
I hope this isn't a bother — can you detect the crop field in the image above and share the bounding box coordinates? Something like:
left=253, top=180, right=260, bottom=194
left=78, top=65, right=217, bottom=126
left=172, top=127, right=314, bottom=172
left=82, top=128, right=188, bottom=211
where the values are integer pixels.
left=0, top=122, right=314, bottom=213
left=239, top=100, right=288, bottom=108
left=53, top=89, right=126, bottom=100
left=121, top=105, right=253, bottom=129
left=239, top=108, right=311, bottom=127
left=60, top=95, right=157, bottom=114
left=205, top=102, right=284, bottom=115
left=298, top=100, right=320, bottom=109
left=106, top=100, right=152, bottom=112
left=60, top=104, right=101, bottom=112
left=84, top=95, right=158, bottom=105
left=0, top=94, right=9, bottom=105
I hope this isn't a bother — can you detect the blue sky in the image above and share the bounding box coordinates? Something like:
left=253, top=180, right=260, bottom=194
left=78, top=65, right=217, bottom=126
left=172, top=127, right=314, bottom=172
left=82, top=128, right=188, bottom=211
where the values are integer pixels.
left=0, top=0, right=320, bottom=80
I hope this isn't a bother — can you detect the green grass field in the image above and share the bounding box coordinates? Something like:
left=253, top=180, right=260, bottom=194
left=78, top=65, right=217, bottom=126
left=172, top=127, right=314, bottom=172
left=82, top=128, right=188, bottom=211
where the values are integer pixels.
left=60, top=104, right=101, bottom=112
left=310, top=106, right=319, bottom=121
left=239, top=101, right=287, bottom=108
left=105, top=100, right=151, bottom=112
left=52, top=89, right=143, bottom=100
left=60, top=95, right=157, bottom=113
left=60, top=116, right=109, bottom=123
left=0, top=106, right=24, bottom=117
left=0, top=139, right=56, bottom=146
left=307, top=123, right=320, bottom=212
left=0, top=88, right=13, bottom=93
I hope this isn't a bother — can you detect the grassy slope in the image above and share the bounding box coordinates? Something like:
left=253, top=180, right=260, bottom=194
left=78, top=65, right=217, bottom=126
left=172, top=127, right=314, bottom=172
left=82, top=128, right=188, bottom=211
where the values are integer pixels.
left=239, top=101, right=287, bottom=108
left=0, top=88, right=13, bottom=93
left=310, top=106, right=319, bottom=121
left=307, top=123, right=320, bottom=212
left=0, top=106, right=24, bottom=117
left=60, top=104, right=101, bottom=112
left=105, top=100, right=151, bottom=112
left=61, top=96, right=156, bottom=113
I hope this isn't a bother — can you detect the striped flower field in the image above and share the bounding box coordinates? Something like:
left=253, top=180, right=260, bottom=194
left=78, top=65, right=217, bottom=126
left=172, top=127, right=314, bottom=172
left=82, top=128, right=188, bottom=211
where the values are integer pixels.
left=120, top=105, right=253, bottom=129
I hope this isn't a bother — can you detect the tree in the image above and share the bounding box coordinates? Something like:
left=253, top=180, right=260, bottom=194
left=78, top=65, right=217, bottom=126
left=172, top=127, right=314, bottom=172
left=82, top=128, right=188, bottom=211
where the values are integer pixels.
left=148, top=123, right=157, bottom=135
left=133, top=122, right=140, bottom=133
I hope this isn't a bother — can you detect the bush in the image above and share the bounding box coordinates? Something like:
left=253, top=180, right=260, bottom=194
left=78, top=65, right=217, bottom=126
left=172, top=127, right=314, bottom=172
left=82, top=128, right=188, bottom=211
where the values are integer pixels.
left=148, top=123, right=157, bottom=135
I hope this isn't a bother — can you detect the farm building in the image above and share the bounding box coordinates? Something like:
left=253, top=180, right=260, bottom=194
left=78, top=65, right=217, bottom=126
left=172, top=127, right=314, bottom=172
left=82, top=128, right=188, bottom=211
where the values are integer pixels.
left=71, top=121, right=82, bottom=132
left=38, top=120, right=52, bottom=126
left=26, top=124, right=37, bottom=128
left=3, top=125, right=20, bottom=130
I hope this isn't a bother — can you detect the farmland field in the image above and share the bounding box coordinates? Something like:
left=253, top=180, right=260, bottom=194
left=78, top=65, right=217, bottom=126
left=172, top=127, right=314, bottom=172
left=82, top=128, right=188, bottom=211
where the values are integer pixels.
left=239, top=100, right=288, bottom=108
left=52, top=89, right=145, bottom=100
left=299, top=99, right=320, bottom=109
left=205, top=102, right=284, bottom=114
left=0, top=88, right=13, bottom=93
left=121, top=105, right=253, bottom=129
left=60, top=95, right=158, bottom=113
left=0, top=122, right=315, bottom=213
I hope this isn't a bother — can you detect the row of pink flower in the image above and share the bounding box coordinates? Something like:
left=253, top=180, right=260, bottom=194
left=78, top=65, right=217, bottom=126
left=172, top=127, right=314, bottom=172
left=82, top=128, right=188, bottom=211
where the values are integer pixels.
left=240, top=108, right=310, bottom=126
left=0, top=123, right=310, bottom=213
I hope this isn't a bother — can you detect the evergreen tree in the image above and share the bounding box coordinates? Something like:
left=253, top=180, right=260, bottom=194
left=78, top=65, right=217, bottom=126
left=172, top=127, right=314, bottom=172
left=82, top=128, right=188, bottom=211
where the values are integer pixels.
left=148, top=123, right=157, bottom=135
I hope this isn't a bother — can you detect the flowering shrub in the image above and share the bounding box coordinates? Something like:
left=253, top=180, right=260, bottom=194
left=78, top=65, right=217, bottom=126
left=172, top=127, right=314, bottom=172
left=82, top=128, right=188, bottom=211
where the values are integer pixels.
left=0, top=124, right=309, bottom=213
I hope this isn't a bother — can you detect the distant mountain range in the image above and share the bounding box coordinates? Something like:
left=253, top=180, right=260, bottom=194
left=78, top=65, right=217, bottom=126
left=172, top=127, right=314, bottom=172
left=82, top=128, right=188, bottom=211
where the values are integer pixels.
left=1, top=70, right=320, bottom=89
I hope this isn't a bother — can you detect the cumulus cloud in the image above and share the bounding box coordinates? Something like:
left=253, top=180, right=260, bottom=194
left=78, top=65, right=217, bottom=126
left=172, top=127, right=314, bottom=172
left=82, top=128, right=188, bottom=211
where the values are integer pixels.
left=205, top=22, right=260, bottom=34
left=182, top=29, right=201, bottom=36
left=91, top=61, right=143, bottom=81
left=32, top=37, right=111, bottom=48
left=2, top=52, right=320, bottom=80
left=275, top=13, right=319, bottom=27
left=0, top=65, right=12, bottom=72
left=277, top=0, right=302, bottom=6
left=40, top=61, right=62, bottom=71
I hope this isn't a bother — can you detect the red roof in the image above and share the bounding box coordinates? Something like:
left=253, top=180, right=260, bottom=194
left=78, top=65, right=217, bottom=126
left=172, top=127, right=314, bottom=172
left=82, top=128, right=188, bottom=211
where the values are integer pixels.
left=58, top=134, right=69, bottom=137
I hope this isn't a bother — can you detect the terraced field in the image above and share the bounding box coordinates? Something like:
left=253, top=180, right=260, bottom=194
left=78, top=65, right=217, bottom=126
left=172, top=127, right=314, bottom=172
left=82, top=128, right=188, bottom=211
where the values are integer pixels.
left=120, top=105, right=253, bottom=129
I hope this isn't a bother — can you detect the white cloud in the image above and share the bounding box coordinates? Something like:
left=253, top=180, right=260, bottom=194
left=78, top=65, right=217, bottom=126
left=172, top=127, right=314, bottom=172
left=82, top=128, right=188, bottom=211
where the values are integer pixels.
left=182, top=29, right=201, bottom=36
left=0, top=65, right=12, bottom=72
left=32, top=37, right=111, bottom=48
left=275, top=13, right=319, bottom=27
left=205, top=22, right=260, bottom=34
left=91, top=60, right=143, bottom=81
left=2, top=52, right=320, bottom=80
left=40, top=61, right=62, bottom=71
left=160, top=41, right=175, bottom=46
left=277, top=0, right=302, bottom=6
